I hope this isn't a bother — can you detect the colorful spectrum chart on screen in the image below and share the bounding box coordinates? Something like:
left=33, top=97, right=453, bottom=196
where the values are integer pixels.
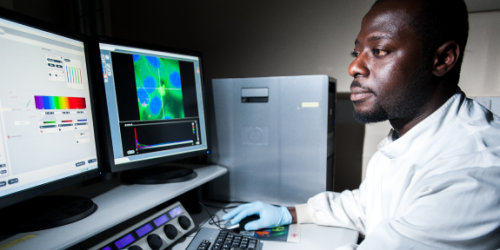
left=133, top=54, right=185, bottom=121
left=34, top=96, right=86, bottom=110
left=66, top=65, right=82, bottom=84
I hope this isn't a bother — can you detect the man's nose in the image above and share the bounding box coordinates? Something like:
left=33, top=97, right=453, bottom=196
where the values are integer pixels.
left=348, top=53, right=369, bottom=78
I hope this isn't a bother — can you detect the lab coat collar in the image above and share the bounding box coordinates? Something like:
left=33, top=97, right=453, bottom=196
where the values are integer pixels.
left=377, top=88, right=465, bottom=159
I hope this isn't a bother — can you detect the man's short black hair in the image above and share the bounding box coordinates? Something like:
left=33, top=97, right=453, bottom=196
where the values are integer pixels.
left=373, top=0, right=469, bottom=84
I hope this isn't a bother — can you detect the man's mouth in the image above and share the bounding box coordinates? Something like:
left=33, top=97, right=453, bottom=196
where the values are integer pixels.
left=350, top=87, right=373, bottom=101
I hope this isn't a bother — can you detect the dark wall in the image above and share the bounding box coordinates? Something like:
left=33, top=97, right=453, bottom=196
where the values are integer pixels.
left=109, top=1, right=198, bottom=50
left=108, top=0, right=372, bottom=91
left=11, top=0, right=75, bottom=31
left=0, top=0, right=13, bottom=10
left=335, top=94, right=364, bottom=191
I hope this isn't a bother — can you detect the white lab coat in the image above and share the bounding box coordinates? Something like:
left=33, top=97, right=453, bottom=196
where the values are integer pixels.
left=295, top=90, right=500, bottom=249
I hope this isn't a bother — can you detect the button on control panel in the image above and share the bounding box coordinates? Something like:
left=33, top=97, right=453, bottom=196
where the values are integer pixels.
left=89, top=202, right=195, bottom=250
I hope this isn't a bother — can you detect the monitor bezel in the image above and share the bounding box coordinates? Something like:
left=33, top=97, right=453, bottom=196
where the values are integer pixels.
left=89, top=36, right=211, bottom=173
left=0, top=7, right=102, bottom=209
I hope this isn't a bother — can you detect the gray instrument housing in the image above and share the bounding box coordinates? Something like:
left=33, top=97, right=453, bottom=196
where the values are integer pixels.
left=208, top=75, right=336, bottom=205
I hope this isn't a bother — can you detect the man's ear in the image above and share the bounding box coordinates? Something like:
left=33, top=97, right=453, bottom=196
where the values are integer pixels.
left=433, top=41, right=460, bottom=77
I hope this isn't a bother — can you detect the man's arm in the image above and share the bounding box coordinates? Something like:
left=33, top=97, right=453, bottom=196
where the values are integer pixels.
left=290, top=188, right=367, bottom=234
left=223, top=175, right=368, bottom=232
left=287, top=206, right=297, bottom=224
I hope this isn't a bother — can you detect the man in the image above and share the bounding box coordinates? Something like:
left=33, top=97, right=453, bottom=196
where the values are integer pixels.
left=222, top=0, right=500, bottom=249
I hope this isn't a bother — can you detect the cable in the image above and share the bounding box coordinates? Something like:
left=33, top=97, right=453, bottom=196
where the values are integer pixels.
left=198, top=201, right=224, bottom=230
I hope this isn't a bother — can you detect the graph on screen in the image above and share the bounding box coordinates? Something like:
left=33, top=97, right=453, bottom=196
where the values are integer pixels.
left=134, top=127, right=192, bottom=151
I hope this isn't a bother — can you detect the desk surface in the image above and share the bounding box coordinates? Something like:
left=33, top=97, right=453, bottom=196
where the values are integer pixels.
left=0, top=165, right=227, bottom=250
left=173, top=204, right=359, bottom=250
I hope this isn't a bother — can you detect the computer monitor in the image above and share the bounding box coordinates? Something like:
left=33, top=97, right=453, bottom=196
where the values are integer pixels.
left=0, top=8, right=100, bottom=232
left=94, top=37, right=209, bottom=184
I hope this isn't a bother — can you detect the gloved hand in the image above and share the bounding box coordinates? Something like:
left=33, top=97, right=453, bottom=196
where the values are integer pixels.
left=221, top=201, right=292, bottom=230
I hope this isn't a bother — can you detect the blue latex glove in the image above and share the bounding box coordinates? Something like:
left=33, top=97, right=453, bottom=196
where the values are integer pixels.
left=221, top=201, right=292, bottom=230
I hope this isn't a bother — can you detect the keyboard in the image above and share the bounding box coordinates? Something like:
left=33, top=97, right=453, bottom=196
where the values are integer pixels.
left=186, top=227, right=262, bottom=250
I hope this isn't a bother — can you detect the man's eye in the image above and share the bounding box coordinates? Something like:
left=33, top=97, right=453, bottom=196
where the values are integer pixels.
left=350, top=51, right=359, bottom=58
left=373, top=49, right=388, bottom=56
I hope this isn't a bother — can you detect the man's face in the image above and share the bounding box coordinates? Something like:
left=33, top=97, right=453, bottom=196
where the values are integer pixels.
left=348, top=0, right=432, bottom=123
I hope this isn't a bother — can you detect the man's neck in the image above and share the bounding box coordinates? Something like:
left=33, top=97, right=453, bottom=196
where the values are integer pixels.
left=390, top=85, right=457, bottom=137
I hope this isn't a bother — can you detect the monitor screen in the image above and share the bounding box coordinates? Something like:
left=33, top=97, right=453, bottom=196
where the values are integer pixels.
left=0, top=16, right=98, bottom=199
left=98, top=42, right=208, bottom=168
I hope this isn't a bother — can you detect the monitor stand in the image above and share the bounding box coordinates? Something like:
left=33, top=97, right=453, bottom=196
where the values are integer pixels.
left=0, top=195, right=97, bottom=233
left=120, top=166, right=197, bottom=184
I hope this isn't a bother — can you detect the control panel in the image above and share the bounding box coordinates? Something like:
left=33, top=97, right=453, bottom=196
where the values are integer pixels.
left=89, top=202, right=195, bottom=250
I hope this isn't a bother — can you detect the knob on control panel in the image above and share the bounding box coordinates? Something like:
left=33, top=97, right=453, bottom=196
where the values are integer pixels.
left=164, top=224, right=178, bottom=239
left=89, top=202, right=195, bottom=250
left=147, top=234, right=163, bottom=250
left=178, top=216, right=191, bottom=230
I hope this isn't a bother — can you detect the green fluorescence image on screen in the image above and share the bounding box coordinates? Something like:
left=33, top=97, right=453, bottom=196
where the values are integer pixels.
left=133, top=54, right=185, bottom=121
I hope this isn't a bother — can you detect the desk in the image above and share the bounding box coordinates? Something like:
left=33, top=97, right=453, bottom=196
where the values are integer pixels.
left=172, top=204, right=359, bottom=250
left=0, top=165, right=227, bottom=250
